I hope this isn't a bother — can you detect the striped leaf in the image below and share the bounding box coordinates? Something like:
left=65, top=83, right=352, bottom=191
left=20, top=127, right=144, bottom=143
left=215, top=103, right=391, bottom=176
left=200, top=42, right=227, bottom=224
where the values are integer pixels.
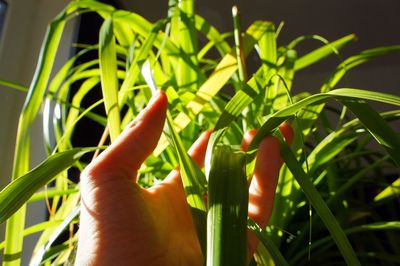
left=99, top=16, right=121, bottom=142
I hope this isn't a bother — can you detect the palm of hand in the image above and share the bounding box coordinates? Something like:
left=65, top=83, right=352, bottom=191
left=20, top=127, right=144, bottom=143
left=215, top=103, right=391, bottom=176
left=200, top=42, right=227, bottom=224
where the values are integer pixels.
left=79, top=171, right=203, bottom=265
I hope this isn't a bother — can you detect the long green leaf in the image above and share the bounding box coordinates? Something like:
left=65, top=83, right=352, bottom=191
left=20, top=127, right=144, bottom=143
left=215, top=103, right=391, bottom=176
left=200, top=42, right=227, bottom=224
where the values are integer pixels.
left=322, top=45, right=400, bottom=92
left=0, top=148, right=96, bottom=225
left=28, top=188, right=79, bottom=203
left=341, top=100, right=400, bottom=165
left=68, top=0, right=114, bottom=14
left=207, top=145, right=248, bottom=266
left=99, top=16, right=121, bottom=142
left=294, top=34, right=356, bottom=70
left=174, top=0, right=199, bottom=91
left=194, top=15, right=231, bottom=56
left=3, top=7, right=70, bottom=265
left=0, top=80, right=28, bottom=92
left=374, top=177, right=400, bottom=201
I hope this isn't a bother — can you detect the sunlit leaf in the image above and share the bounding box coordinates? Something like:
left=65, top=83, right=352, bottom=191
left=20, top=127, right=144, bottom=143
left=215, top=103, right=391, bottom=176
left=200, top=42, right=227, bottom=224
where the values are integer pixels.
left=0, top=148, right=96, bottom=224
left=99, top=16, right=121, bottom=142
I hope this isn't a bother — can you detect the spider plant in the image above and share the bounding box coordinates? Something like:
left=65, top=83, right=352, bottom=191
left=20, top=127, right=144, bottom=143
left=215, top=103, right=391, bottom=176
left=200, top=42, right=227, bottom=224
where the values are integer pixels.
left=0, top=0, right=399, bottom=265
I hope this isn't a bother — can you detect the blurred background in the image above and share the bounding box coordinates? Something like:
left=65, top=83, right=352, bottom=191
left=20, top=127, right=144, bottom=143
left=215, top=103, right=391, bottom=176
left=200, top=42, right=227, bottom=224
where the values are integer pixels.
left=0, top=0, right=399, bottom=264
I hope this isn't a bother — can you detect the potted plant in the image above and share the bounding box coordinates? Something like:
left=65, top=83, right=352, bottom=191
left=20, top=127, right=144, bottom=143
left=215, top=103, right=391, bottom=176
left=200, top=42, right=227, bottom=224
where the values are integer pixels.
left=0, top=0, right=399, bottom=265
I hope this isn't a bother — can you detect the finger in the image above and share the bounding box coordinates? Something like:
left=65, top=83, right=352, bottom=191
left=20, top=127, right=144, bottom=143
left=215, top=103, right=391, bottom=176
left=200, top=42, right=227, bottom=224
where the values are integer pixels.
left=164, top=130, right=212, bottom=184
left=241, top=123, right=294, bottom=152
left=188, top=130, right=213, bottom=166
left=278, top=122, right=294, bottom=145
left=245, top=123, right=294, bottom=256
left=82, top=91, right=168, bottom=183
left=241, top=129, right=257, bottom=152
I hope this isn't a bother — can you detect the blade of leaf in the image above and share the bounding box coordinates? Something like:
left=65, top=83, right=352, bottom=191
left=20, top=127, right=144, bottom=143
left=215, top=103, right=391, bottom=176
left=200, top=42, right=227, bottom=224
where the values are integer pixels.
left=99, top=16, right=121, bottom=142
left=3, top=7, right=70, bottom=265
left=0, top=148, right=97, bottom=224
left=340, top=99, right=400, bottom=165
left=28, top=188, right=79, bottom=203
left=194, top=14, right=231, bottom=56
left=174, top=0, right=199, bottom=91
left=322, top=45, right=400, bottom=92
left=0, top=79, right=28, bottom=92
left=374, top=177, right=400, bottom=201
left=294, top=34, right=356, bottom=71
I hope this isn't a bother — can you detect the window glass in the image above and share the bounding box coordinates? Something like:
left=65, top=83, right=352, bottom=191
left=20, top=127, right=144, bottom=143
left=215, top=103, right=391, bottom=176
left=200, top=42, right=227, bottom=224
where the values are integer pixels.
left=0, top=0, right=7, bottom=39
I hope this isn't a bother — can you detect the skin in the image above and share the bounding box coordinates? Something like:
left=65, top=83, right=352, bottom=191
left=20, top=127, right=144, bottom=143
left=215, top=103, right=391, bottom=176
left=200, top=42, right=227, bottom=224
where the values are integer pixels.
left=76, top=91, right=293, bottom=265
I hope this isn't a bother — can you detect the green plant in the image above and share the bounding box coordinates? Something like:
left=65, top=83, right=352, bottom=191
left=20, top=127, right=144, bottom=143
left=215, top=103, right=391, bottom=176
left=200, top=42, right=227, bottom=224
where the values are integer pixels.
left=0, top=0, right=399, bottom=265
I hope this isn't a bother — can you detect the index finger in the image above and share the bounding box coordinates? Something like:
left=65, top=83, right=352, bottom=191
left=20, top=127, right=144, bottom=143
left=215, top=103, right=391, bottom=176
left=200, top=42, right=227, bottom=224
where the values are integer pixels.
left=82, top=91, right=168, bottom=184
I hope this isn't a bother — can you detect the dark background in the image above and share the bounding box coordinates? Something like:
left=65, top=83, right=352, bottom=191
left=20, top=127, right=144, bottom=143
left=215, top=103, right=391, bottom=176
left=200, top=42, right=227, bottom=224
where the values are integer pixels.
left=117, top=0, right=400, bottom=96
left=120, top=0, right=400, bottom=60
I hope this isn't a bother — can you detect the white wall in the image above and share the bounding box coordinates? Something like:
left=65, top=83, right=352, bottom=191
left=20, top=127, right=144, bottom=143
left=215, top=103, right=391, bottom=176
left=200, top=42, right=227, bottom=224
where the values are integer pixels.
left=0, top=0, right=76, bottom=264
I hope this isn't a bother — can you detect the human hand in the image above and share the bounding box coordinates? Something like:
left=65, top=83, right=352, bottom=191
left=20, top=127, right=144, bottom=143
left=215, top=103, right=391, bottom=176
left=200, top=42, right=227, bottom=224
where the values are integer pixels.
left=76, top=91, right=293, bottom=265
